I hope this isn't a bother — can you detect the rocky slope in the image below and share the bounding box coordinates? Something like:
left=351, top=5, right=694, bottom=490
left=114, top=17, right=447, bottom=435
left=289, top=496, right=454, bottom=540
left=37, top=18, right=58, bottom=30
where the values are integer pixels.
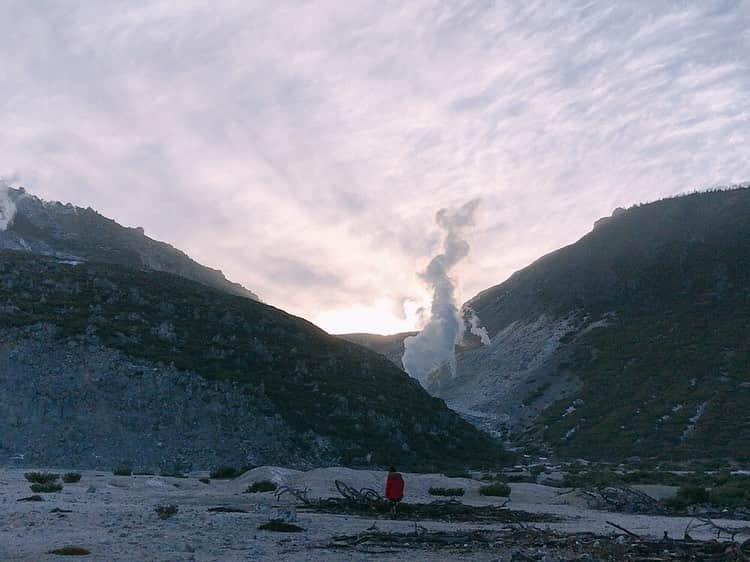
left=354, top=187, right=750, bottom=462
left=1, top=324, right=299, bottom=471
left=0, top=250, right=505, bottom=471
left=0, top=186, right=258, bottom=300
left=457, top=187, right=750, bottom=461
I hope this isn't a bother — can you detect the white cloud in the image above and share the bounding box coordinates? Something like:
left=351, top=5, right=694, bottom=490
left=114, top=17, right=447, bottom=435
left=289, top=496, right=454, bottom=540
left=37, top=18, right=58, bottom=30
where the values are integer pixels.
left=1, top=1, right=749, bottom=333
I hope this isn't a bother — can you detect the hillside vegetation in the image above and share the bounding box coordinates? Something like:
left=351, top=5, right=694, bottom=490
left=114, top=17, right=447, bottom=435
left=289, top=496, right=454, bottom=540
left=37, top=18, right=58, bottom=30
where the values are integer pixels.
left=465, top=187, right=750, bottom=461
left=0, top=250, right=506, bottom=470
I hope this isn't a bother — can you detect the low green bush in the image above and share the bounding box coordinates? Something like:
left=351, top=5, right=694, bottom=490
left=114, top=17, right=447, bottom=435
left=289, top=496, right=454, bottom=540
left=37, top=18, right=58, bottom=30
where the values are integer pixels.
left=31, top=482, right=63, bottom=493
left=244, top=480, right=277, bottom=493
left=48, top=546, right=90, bottom=556
left=709, top=481, right=750, bottom=509
left=502, top=473, right=536, bottom=483
left=210, top=466, right=241, bottom=479
left=479, top=483, right=511, bottom=497
left=24, top=472, right=60, bottom=484
left=443, top=470, right=472, bottom=479
left=155, top=504, right=178, bottom=519
left=665, top=485, right=709, bottom=509
left=113, top=467, right=132, bottom=476
left=62, top=473, right=81, bottom=483
left=159, top=472, right=188, bottom=479
left=428, top=487, right=465, bottom=497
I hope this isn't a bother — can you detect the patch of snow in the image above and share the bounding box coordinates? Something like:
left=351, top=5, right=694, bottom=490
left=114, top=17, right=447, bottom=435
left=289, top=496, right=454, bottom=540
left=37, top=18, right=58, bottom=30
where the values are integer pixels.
left=681, top=401, right=708, bottom=441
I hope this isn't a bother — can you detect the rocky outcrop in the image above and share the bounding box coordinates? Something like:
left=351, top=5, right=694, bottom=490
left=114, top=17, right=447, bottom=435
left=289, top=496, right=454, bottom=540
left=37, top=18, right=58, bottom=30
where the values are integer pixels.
left=0, top=186, right=258, bottom=300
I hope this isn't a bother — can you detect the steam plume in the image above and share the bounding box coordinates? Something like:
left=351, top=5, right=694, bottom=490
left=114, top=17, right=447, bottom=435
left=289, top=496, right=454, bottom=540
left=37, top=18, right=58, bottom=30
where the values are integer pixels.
left=402, top=199, right=480, bottom=385
left=466, top=307, right=491, bottom=345
left=0, top=181, right=17, bottom=231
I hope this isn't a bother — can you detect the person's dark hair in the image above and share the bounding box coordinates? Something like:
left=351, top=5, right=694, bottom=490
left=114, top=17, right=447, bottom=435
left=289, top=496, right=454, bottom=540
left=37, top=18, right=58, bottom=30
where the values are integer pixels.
left=389, top=466, right=396, bottom=473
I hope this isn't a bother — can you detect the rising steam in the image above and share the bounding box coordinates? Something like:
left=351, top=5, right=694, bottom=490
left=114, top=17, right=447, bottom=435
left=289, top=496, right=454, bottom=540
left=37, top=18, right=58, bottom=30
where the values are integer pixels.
left=402, top=199, right=484, bottom=386
left=0, top=181, right=17, bottom=231
left=466, top=307, right=491, bottom=345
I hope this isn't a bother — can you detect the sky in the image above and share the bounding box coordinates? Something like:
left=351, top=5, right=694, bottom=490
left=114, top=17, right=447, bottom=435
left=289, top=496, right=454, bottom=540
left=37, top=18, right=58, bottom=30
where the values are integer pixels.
left=1, top=1, right=749, bottom=334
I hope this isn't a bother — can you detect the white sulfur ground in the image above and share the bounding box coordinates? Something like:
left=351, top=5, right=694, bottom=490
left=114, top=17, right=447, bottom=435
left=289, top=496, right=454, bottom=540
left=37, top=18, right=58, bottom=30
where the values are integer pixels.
left=1, top=466, right=747, bottom=561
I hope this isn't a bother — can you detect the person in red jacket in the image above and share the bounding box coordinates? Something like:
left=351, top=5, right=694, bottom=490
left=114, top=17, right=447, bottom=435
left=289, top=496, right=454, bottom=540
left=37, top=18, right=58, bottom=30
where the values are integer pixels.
left=385, top=466, right=404, bottom=515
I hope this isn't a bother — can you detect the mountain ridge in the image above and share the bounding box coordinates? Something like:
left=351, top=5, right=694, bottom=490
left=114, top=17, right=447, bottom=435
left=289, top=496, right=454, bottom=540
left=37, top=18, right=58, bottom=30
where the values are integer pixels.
left=0, top=186, right=258, bottom=300
left=347, top=186, right=750, bottom=462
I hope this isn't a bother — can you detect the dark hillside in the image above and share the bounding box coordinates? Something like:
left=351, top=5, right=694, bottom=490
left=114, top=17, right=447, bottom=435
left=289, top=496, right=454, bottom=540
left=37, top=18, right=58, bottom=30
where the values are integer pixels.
left=0, top=251, right=506, bottom=470
left=434, top=186, right=750, bottom=462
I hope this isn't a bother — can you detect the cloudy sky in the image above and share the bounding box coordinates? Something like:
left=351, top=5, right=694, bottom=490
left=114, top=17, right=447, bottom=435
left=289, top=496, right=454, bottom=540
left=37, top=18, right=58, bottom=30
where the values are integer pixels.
left=2, top=1, right=749, bottom=334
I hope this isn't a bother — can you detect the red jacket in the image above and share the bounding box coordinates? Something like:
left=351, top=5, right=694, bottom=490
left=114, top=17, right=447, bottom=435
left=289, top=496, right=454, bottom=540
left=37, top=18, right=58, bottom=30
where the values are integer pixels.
left=385, top=472, right=404, bottom=501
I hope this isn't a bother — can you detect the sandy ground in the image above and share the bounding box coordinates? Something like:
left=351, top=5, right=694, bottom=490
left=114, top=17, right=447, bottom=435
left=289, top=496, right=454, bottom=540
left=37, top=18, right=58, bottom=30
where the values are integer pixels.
left=1, top=466, right=747, bottom=561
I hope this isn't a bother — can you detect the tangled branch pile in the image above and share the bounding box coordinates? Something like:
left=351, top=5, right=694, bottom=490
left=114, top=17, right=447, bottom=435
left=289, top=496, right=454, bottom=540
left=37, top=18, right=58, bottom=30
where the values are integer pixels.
left=322, top=527, right=750, bottom=561
left=276, top=480, right=553, bottom=523
left=577, top=485, right=666, bottom=514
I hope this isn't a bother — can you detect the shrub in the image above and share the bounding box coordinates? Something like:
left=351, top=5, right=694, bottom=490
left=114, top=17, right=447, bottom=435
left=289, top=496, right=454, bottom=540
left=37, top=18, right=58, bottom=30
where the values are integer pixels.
left=244, top=480, right=277, bottom=493
left=113, top=467, right=132, bottom=476
left=155, top=504, right=178, bottom=519
left=428, top=487, right=465, bottom=497
left=31, top=482, right=63, bottom=493
left=258, top=520, right=304, bottom=533
left=48, top=546, right=90, bottom=556
left=159, top=471, right=188, bottom=478
left=479, top=483, right=511, bottom=497
left=502, top=473, right=536, bottom=483
left=62, top=473, right=81, bottom=483
left=665, top=485, right=710, bottom=509
left=24, top=472, right=60, bottom=484
left=210, top=466, right=241, bottom=479
left=709, top=484, right=750, bottom=508
left=443, top=470, right=472, bottom=479
left=199, top=478, right=210, bottom=484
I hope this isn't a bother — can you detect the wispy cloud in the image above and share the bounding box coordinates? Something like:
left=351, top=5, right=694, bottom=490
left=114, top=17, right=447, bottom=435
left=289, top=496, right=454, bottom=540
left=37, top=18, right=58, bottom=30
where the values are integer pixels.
left=2, top=1, right=749, bottom=332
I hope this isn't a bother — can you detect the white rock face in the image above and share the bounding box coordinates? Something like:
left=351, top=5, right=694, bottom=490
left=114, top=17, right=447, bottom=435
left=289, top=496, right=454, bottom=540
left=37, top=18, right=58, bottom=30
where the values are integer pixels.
left=427, top=314, right=583, bottom=438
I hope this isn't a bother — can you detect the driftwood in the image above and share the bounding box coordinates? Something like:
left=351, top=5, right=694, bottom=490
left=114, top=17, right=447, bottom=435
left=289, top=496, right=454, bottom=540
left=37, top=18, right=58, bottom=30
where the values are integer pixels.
left=688, top=517, right=750, bottom=542
left=605, top=520, right=641, bottom=538
left=277, top=479, right=551, bottom=523
left=318, top=526, right=750, bottom=560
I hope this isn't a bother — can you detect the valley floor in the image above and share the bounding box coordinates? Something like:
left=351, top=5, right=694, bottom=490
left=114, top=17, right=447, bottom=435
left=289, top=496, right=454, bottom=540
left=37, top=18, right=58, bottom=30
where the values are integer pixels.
left=1, top=466, right=747, bottom=561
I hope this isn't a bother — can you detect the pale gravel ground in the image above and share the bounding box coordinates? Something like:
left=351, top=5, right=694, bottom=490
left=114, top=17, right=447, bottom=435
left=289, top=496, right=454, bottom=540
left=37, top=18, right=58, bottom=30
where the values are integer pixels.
left=1, top=466, right=747, bottom=561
